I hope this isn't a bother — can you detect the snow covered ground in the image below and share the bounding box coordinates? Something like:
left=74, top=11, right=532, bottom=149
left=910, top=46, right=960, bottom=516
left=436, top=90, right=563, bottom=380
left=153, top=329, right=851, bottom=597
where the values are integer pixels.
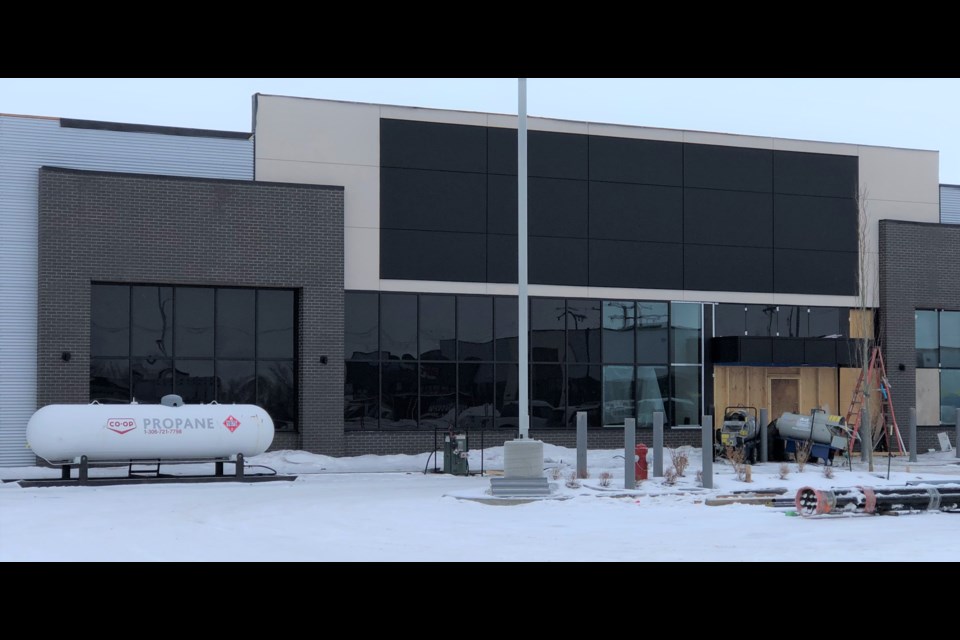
left=2, top=444, right=958, bottom=562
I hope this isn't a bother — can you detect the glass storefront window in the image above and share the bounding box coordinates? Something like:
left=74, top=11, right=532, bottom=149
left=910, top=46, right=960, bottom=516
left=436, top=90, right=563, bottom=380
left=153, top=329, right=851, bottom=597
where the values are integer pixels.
left=91, top=285, right=129, bottom=357
left=602, top=301, right=635, bottom=363
left=916, top=310, right=939, bottom=368
left=637, top=302, right=668, bottom=364
left=637, top=366, right=668, bottom=428
left=713, top=304, right=745, bottom=337
left=671, top=366, right=700, bottom=427
left=458, top=297, right=493, bottom=362
left=940, top=311, right=960, bottom=368
left=381, top=293, right=417, bottom=361
left=566, top=300, right=600, bottom=364
left=670, top=302, right=701, bottom=364
left=941, top=370, right=960, bottom=425
left=531, top=298, right=565, bottom=362
left=345, top=292, right=379, bottom=360
left=419, top=295, right=455, bottom=361
left=602, top=365, right=634, bottom=425
left=175, top=287, right=214, bottom=358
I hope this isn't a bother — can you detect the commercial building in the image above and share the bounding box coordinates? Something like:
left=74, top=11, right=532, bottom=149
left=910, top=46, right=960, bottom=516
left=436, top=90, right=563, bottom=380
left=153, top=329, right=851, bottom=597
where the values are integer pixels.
left=1, top=94, right=957, bottom=465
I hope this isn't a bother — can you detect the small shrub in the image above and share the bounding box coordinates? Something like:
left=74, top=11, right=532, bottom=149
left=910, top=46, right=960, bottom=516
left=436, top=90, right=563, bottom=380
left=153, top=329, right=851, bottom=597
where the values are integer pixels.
left=794, top=441, right=812, bottom=473
left=670, top=447, right=690, bottom=477
left=822, top=464, right=834, bottom=479
left=695, top=469, right=703, bottom=487
left=550, top=466, right=562, bottom=481
left=725, top=445, right=748, bottom=482
left=663, top=466, right=678, bottom=486
left=744, top=464, right=752, bottom=483
left=565, top=471, right=581, bottom=489
left=599, top=471, right=612, bottom=487
left=779, top=463, right=790, bottom=480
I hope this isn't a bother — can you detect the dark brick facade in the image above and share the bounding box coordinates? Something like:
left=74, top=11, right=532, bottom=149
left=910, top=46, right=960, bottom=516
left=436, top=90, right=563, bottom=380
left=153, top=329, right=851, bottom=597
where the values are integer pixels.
left=38, top=167, right=345, bottom=454
left=879, top=219, right=960, bottom=451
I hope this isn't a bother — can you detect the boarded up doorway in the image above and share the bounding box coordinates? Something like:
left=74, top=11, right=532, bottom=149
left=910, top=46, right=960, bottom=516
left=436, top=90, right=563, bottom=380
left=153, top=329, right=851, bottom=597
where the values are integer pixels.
left=770, top=378, right=799, bottom=419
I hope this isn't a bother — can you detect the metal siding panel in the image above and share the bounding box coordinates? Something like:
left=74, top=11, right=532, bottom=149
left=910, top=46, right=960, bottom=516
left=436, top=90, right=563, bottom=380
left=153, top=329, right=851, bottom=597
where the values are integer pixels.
left=0, top=115, right=252, bottom=465
left=942, top=185, right=960, bottom=225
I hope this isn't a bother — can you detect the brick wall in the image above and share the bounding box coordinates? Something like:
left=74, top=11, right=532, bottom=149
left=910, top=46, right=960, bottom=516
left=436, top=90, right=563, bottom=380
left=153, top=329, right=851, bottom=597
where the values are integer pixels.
left=879, top=219, right=960, bottom=450
left=38, top=167, right=345, bottom=455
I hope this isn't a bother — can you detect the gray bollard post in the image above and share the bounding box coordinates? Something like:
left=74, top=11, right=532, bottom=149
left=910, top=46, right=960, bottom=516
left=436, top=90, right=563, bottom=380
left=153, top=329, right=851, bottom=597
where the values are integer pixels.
left=701, top=415, right=713, bottom=489
left=909, top=407, right=917, bottom=463
left=653, top=411, right=664, bottom=477
left=624, top=418, right=636, bottom=490
left=760, top=408, right=769, bottom=463
left=576, top=411, right=587, bottom=479
left=955, top=409, right=959, bottom=459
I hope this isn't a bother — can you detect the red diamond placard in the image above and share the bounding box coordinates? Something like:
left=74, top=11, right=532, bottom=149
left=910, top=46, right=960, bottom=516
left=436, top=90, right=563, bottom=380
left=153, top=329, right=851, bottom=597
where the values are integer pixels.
left=223, top=415, right=241, bottom=432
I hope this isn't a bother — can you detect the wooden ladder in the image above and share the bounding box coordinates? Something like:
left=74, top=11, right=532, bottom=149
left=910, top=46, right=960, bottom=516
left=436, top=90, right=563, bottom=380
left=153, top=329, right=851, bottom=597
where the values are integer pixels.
left=845, top=346, right=905, bottom=455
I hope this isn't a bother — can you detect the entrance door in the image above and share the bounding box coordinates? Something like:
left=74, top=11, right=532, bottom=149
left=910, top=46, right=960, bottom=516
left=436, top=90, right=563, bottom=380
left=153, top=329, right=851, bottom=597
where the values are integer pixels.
left=770, top=378, right=799, bottom=419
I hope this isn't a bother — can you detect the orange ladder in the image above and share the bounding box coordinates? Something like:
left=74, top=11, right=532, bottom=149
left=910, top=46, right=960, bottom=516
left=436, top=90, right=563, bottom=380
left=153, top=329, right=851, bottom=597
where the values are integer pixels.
left=845, top=346, right=905, bottom=455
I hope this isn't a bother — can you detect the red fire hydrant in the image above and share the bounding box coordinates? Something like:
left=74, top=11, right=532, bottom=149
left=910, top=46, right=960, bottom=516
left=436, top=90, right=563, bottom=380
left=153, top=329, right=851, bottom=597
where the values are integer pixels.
left=635, top=443, right=648, bottom=480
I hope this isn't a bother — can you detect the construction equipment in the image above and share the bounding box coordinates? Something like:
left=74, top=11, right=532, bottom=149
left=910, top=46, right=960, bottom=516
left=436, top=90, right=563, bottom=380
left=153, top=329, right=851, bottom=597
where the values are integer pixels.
left=844, top=346, right=905, bottom=455
left=718, top=406, right=761, bottom=464
left=773, top=409, right=852, bottom=465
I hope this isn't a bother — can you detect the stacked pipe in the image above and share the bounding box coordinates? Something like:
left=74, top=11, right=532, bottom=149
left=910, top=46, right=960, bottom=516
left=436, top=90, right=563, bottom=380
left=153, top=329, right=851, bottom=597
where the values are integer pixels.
left=796, top=485, right=960, bottom=517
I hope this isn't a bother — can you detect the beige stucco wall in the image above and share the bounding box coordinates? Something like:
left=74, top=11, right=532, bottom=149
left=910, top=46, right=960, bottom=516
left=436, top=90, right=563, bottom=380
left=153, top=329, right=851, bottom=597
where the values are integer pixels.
left=252, top=94, right=939, bottom=303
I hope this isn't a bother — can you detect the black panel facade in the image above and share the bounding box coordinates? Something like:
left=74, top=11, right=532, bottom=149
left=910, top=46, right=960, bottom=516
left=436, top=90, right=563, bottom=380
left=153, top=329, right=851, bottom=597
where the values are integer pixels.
left=588, top=136, right=682, bottom=186
left=683, top=188, right=773, bottom=247
left=774, top=249, right=857, bottom=295
left=530, top=237, right=588, bottom=286
left=529, top=177, right=588, bottom=238
left=380, top=229, right=486, bottom=282
left=683, top=144, right=772, bottom=192
left=589, top=240, right=683, bottom=289
left=379, top=117, right=860, bottom=297
left=774, top=150, right=858, bottom=198
left=38, top=167, right=344, bottom=455
left=773, top=194, right=857, bottom=252
left=381, top=167, right=486, bottom=233
left=589, top=182, right=682, bottom=243
left=529, top=130, right=587, bottom=180
left=684, top=245, right=773, bottom=293
left=380, top=118, right=486, bottom=173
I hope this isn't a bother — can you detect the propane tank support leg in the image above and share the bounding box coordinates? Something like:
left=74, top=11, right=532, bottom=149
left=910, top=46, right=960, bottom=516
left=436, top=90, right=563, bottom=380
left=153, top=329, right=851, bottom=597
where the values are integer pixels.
left=61, top=465, right=70, bottom=480
left=235, top=453, right=244, bottom=479
left=215, top=461, right=224, bottom=476
left=78, top=455, right=88, bottom=485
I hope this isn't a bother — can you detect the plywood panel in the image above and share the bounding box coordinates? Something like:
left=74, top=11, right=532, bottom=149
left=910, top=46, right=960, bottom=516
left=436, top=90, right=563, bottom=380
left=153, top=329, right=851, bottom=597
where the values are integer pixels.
left=716, top=366, right=841, bottom=422
left=916, top=369, right=941, bottom=426
left=771, top=378, right=800, bottom=417
left=849, top=310, right=875, bottom=340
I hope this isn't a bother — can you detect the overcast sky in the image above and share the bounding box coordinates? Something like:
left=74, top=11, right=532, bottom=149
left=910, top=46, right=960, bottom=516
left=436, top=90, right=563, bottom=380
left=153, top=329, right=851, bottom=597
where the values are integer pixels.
left=2, top=78, right=958, bottom=184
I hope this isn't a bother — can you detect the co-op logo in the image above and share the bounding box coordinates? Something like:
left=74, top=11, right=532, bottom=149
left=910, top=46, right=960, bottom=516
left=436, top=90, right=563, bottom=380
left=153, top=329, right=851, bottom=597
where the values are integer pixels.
left=106, top=418, right=137, bottom=435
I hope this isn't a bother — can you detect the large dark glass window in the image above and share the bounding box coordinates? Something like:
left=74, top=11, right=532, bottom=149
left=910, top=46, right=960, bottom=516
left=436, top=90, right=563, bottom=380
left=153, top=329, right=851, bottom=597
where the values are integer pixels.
left=531, top=298, right=565, bottom=362
left=637, top=366, right=669, bottom=427
left=345, top=362, right=379, bottom=430
left=566, top=299, right=600, bottom=364
left=91, top=285, right=129, bottom=357
left=91, top=284, right=297, bottom=430
left=531, top=363, right=565, bottom=428
left=603, top=301, right=635, bottom=363
left=345, top=292, right=379, bottom=360
left=175, top=287, right=214, bottom=358
left=419, top=295, right=455, bottom=361
left=90, top=358, right=129, bottom=402
left=777, top=305, right=803, bottom=337
left=216, top=289, right=255, bottom=359
left=940, top=311, right=960, bottom=368
left=916, top=310, right=939, bottom=368
left=458, top=362, right=495, bottom=428
left=381, top=362, right=418, bottom=429
left=671, top=366, right=700, bottom=427
left=671, top=303, right=701, bottom=364
left=381, top=293, right=418, bottom=361
left=132, top=286, right=173, bottom=358
left=714, top=304, right=745, bottom=337
left=175, top=359, right=215, bottom=404
left=458, top=297, right=493, bottom=361
left=602, top=365, right=634, bottom=425
left=258, top=290, right=294, bottom=359
left=745, top=304, right=777, bottom=337
left=495, top=297, right=519, bottom=361
left=637, top=302, right=668, bottom=364
left=420, top=362, right=456, bottom=429
left=568, top=365, right=601, bottom=427
left=495, top=362, right=520, bottom=429
left=942, top=370, right=960, bottom=425
left=808, top=307, right=841, bottom=337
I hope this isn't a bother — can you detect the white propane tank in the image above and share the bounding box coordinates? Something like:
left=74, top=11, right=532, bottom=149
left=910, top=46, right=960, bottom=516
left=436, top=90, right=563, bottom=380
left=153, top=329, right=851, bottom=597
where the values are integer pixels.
left=26, top=402, right=275, bottom=464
